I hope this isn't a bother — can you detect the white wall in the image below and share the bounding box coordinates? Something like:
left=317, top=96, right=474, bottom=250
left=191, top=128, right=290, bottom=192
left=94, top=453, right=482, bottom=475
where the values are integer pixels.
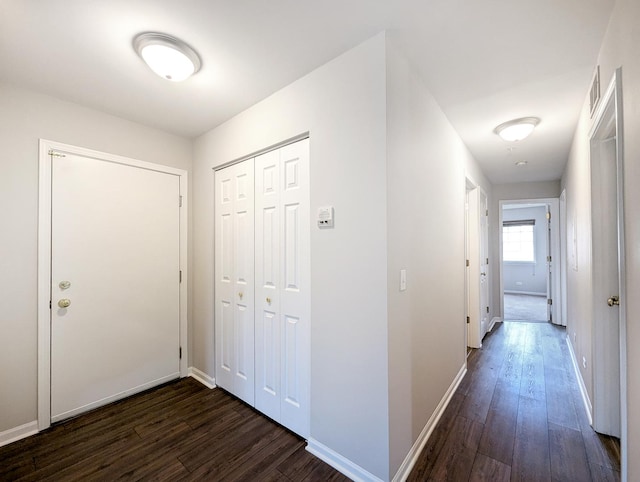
left=192, top=34, right=390, bottom=479
left=385, top=39, right=490, bottom=477
left=502, top=206, right=548, bottom=294
left=0, top=82, right=192, bottom=435
left=489, top=181, right=560, bottom=317
left=562, top=0, right=640, bottom=477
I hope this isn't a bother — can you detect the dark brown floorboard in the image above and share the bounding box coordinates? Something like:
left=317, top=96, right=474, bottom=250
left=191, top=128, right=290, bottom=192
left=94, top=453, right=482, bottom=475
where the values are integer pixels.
left=0, top=377, right=349, bottom=482
left=409, top=321, right=621, bottom=481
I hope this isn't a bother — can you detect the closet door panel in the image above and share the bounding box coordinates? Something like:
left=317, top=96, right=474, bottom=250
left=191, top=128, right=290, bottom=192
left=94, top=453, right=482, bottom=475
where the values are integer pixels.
left=278, top=139, right=310, bottom=438
left=215, top=161, right=255, bottom=404
left=255, top=150, right=281, bottom=419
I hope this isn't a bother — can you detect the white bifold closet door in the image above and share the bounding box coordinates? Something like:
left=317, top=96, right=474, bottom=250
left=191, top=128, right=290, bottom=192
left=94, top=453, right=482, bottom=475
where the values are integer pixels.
left=214, top=161, right=255, bottom=406
left=255, top=139, right=310, bottom=437
left=214, top=138, right=310, bottom=438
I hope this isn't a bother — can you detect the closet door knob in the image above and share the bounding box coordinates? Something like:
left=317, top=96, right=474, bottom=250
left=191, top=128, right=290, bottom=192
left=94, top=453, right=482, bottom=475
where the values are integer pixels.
left=266, top=297, right=271, bottom=305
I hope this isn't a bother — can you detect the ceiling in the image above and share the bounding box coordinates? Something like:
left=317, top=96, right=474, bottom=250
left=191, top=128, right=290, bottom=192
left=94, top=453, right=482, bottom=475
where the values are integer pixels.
left=0, top=0, right=615, bottom=184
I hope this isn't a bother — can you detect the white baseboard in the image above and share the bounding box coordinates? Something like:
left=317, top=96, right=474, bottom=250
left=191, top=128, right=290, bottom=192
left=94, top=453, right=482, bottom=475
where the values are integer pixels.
left=504, top=290, right=546, bottom=296
left=566, top=335, right=592, bottom=425
left=488, top=317, right=501, bottom=332
left=391, top=363, right=467, bottom=482
left=188, top=367, right=216, bottom=389
left=0, top=420, right=38, bottom=448
left=306, top=438, right=384, bottom=482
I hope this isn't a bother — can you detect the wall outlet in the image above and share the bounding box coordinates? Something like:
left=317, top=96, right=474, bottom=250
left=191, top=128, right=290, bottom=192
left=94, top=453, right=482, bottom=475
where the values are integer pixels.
left=582, top=356, right=587, bottom=369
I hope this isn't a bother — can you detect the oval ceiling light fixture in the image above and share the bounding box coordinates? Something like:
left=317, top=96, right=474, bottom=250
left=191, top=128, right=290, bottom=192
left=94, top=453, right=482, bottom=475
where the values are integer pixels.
left=133, top=32, right=201, bottom=82
left=515, top=160, right=528, bottom=166
left=494, top=117, right=540, bottom=142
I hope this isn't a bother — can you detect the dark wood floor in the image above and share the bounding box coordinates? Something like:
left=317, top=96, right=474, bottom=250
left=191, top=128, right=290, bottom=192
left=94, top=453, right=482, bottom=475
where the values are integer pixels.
left=408, top=321, right=621, bottom=481
left=0, top=322, right=621, bottom=481
left=0, top=378, right=349, bottom=481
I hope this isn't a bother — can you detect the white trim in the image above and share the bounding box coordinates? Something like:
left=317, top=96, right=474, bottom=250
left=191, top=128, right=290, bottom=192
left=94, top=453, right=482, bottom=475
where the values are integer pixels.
left=391, top=363, right=466, bottom=482
left=0, top=421, right=38, bottom=448
left=488, top=317, right=501, bottom=332
left=306, top=439, right=384, bottom=482
left=567, top=335, right=592, bottom=426
left=504, top=290, right=547, bottom=296
left=189, top=367, right=216, bottom=389
left=37, top=139, right=189, bottom=430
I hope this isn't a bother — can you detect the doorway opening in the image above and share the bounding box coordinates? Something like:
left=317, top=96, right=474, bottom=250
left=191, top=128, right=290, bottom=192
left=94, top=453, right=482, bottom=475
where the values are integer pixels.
left=499, top=199, right=562, bottom=325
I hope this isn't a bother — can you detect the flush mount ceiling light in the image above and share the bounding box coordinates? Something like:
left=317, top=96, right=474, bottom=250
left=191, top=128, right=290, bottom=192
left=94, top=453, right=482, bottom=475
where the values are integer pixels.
left=494, top=117, right=540, bottom=142
left=133, top=32, right=201, bottom=82
left=515, top=160, right=528, bottom=166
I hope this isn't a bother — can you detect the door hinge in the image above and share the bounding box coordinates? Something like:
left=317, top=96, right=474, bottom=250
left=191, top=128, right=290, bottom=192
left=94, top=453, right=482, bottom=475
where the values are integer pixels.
left=547, top=255, right=552, bottom=262
left=179, top=270, right=182, bottom=283
left=48, top=149, right=66, bottom=158
left=485, top=209, right=489, bottom=216
left=466, top=259, right=470, bottom=267
left=548, top=298, right=553, bottom=305
left=486, top=257, right=489, bottom=265
left=179, top=347, right=182, bottom=359
left=179, top=195, right=183, bottom=207
left=486, top=306, right=489, bottom=314
left=466, top=316, right=470, bottom=324
left=49, top=300, right=52, bottom=309
left=546, top=211, right=551, bottom=220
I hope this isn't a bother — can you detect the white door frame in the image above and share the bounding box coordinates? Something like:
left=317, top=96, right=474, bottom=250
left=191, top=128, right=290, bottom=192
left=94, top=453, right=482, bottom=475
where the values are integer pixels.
left=560, top=189, right=568, bottom=327
left=37, top=140, right=189, bottom=431
left=588, top=68, right=627, bottom=478
left=498, top=198, right=560, bottom=324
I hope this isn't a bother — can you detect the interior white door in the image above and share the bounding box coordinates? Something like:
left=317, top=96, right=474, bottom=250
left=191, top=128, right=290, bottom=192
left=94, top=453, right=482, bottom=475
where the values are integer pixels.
left=590, top=92, right=622, bottom=437
left=466, top=185, right=481, bottom=348
left=51, top=153, right=181, bottom=422
left=255, top=139, right=310, bottom=437
left=214, top=161, right=255, bottom=405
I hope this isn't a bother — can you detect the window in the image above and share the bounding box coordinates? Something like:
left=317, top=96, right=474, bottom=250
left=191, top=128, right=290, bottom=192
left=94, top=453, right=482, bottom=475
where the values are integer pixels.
left=503, top=220, right=535, bottom=262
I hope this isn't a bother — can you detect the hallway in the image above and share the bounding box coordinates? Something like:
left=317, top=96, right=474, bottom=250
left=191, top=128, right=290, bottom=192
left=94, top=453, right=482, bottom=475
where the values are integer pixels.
left=408, top=322, right=620, bottom=481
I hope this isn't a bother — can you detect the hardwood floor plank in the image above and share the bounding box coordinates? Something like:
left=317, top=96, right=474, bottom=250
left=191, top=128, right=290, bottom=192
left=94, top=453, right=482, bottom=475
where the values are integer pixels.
left=511, top=397, right=551, bottom=480
left=468, top=453, right=511, bottom=482
left=477, top=409, right=516, bottom=466
left=545, top=366, right=580, bottom=430
left=589, top=463, right=621, bottom=481
left=548, top=422, right=592, bottom=482
left=426, top=415, right=484, bottom=481
left=406, top=391, right=466, bottom=480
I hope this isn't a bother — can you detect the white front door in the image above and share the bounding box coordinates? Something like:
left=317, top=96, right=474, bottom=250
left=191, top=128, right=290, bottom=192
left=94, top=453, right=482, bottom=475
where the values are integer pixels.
left=50, top=151, right=181, bottom=422
left=214, top=160, right=255, bottom=405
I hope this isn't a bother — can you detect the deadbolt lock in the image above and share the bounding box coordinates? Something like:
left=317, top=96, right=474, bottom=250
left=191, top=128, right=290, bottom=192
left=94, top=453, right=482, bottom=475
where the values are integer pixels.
left=58, top=299, right=71, bottom=308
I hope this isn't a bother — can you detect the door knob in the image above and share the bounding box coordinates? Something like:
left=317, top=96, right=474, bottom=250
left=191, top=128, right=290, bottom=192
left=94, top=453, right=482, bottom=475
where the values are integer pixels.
left=607, top=296, right=620, bottom=307
left=266, top=297, right=271, bottom=305
left=59, top=280, right=71, bottom=290
left=238, top=292, right=243, bottom=299
left=58, top=299, right=71, bottom=308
